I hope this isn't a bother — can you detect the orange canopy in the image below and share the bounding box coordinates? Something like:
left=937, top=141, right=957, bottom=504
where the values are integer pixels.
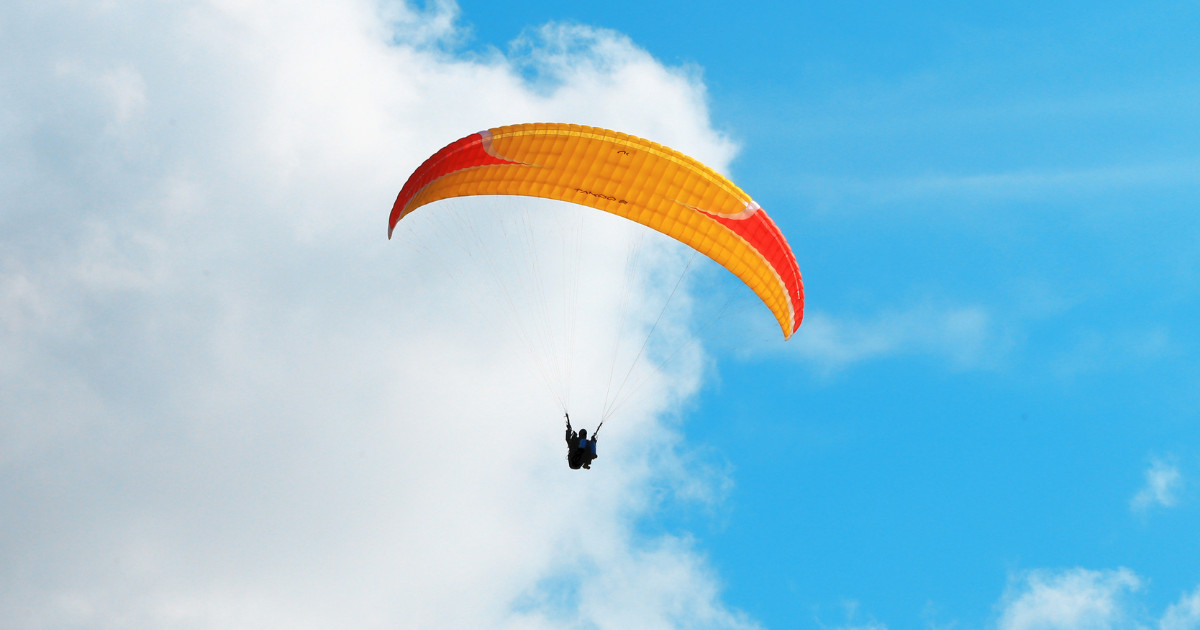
left=389, top=123, right=804, bottom=337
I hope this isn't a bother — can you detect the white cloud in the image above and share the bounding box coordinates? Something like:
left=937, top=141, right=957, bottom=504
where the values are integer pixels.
left=1161, top=586, right=1200, bottom=630
left=1049, top=326, right=1175, bottom=380
left=993, top=569, right=1200, bottom=630
left=789, top=159, right=1200, bottom=212
left=0, top=1, right=751, bottom=628
left=780, top=301, right=1012, bottom=374
left=1132, top=458, right=1183, bottom=514
left=815, top=570, right=1200, bottom=630
left=996, top=568, right=1142, bottom=630
left=822, top=600, right=889, bottom=630
left=881, top=160, right=1200, bottom=202
left=825, top=569, right=1200, bottom=630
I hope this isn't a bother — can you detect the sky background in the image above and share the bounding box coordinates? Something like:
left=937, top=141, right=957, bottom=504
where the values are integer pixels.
left=3, top=1, right=1199, bottom=628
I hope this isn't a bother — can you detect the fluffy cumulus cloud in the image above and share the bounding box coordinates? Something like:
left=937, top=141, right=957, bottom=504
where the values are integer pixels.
left=807, top=568, right=1200, bottom=630
left=0, top=1, right=751, bottom=628
left=993, top=568, right=1200, bottom=630
left=996, top=568, right=1142, bottom=630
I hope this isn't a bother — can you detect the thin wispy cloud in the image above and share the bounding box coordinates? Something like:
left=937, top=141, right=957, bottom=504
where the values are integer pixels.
left=784, top=302, right=1013, bottom=374
left=820, top=600, right=889, bottom=630
left=792, top=158, right=1200, bottom=211
left=882, top=160, right=1200, bottom=202
left=1132, top=458, right=1183, bottom=514
left=1049, top=326, right=1175, bottom=380
left=1161, top=585, right=1200, bottom=630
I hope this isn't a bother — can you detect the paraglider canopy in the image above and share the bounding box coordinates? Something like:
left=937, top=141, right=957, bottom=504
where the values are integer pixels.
left=389, top=123, right=804, bottom=338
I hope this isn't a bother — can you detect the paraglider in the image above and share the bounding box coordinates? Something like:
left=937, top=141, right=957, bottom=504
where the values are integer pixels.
left=388, top=123, right=804, bottom=338
left=388, top=123, right=805, bottom=468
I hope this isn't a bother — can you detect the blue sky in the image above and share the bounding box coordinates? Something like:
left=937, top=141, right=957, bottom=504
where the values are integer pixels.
left=447, top=0, right=1200, bottom=626
left=2, top=1, right=1198, bottom=628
